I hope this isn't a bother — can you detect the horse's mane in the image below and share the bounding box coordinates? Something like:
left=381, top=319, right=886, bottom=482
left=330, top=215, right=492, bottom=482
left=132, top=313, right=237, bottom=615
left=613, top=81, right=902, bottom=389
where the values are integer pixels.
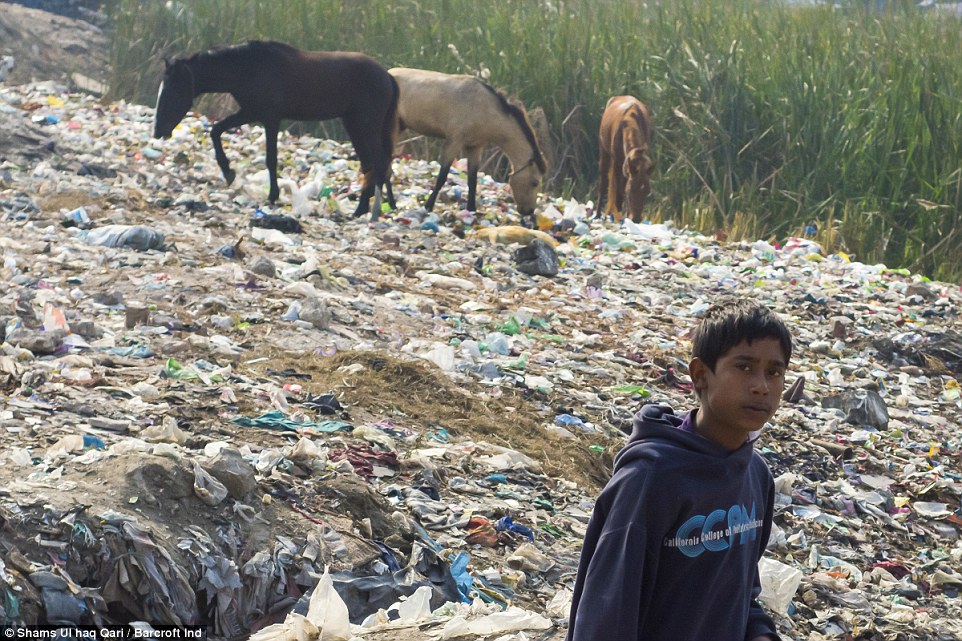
left=480, top=83, right=547, bottom=173
left=178, top=40, right=294, bottom=65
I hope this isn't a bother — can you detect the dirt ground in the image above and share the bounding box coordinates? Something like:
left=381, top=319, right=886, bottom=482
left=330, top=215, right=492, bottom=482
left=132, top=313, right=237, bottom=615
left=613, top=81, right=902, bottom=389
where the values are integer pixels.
left=0, top=2, right=109, bottom=90
left=0, top=2, right=110, bottom=167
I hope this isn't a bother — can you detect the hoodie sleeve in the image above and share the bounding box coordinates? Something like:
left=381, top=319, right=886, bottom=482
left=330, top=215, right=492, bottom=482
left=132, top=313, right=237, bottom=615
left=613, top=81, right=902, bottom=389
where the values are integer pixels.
left=569, top=522, right=649, bottom=641
left=568, top=460, right=659, bottom=641
left=744, top=473, right=781, bottom=641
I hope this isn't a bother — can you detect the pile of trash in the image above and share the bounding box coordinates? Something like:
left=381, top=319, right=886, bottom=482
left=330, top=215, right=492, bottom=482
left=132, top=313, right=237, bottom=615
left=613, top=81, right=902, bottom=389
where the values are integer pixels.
left=2, top=80, right=962, bottom=641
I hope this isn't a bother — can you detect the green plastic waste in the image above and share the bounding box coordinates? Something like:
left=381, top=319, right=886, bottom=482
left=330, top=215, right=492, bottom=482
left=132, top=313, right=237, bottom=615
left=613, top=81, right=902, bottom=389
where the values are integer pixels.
left=610, top=384, right=650, bottom=397
left=164, top=357, right=225, bottom=383
left=499, top=316, right=522, bottom=335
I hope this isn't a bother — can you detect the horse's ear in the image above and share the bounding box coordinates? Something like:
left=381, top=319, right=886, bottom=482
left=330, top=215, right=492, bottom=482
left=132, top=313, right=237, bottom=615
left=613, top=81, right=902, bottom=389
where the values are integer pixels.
left=164, top=58, right=172, bottom=72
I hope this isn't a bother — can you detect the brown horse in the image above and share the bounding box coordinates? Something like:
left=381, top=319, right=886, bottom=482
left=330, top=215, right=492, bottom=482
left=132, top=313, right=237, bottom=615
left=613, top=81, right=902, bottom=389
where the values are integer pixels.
left=387, top=67, right=546, bottom=220
left=598, top=95, right=654, bottom=223
left=154, top=41, right=398, bottom=220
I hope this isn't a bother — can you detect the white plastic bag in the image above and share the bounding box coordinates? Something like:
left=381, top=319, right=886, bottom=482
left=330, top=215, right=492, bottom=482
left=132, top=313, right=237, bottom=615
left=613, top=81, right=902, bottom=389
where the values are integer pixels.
left=306, top=567, right=353, bottom=641
left=248, top=567, right=351, bottom=641
left=546, top=588, right=573, bottom=620
left=248, top=613, right=317, bottom=641
left=392, top=585, right=433, bottom=623
left=192, top=462, right=228, bottom=506
left=440, top=605, right=551, bottom=639
left=141, top=415, right=188, bottom=444
left=758, top=556, right=803, bottom=614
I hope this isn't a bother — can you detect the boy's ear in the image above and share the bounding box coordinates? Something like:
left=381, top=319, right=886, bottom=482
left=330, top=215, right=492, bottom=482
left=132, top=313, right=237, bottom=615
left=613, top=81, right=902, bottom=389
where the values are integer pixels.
left=689, top=357, right=709, bottom=393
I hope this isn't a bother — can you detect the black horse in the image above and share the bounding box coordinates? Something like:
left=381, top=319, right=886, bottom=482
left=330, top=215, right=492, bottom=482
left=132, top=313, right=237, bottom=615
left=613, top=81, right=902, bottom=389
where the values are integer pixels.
left=154, top=40, right=398, bottom=220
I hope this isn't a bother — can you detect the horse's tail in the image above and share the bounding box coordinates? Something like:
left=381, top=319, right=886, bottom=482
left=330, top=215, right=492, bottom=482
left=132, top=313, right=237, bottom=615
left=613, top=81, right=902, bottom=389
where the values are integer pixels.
left=382, top=75, right=400, bottom=167
left=375, top=73, right=400, bottom=208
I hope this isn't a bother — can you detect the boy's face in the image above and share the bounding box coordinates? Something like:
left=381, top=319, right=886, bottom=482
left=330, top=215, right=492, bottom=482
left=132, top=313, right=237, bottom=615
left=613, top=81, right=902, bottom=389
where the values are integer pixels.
left=689, top=337, right=788, bottom=450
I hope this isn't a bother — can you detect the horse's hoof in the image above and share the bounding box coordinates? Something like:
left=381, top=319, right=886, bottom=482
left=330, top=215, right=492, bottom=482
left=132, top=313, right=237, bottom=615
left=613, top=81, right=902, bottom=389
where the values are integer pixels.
left=224, top=169, right=236, bottom=186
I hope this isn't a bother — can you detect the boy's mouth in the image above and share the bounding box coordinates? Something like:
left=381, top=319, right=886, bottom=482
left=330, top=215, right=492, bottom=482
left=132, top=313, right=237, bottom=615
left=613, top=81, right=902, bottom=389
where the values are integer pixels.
left=744, top=404, right=771, bottom=415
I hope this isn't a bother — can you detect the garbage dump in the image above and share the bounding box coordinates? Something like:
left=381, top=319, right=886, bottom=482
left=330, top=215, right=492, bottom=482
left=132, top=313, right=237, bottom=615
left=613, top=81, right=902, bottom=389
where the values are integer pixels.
left=3, top=80, right=962, bottom=641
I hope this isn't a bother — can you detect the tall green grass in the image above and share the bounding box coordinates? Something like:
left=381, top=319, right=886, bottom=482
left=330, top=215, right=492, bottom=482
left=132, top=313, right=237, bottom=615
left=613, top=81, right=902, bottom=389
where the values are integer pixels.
left=107, top=0, right=962, bottom=281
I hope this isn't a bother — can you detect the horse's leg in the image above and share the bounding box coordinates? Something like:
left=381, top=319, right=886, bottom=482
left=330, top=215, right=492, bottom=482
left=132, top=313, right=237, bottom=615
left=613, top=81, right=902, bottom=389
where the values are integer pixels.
left=343, top=111, right=389, bottom=219
left=424, top=161, right=451, bottom=212
left=610, top=133, right=627, bottom=222
left=263, top=120, right=281, bottom=204
left=383, top=163, right=397, bottom=210
left=383, top=178, right=396, bottom=211
left=367, top=139, right=397, bottom=221
left=351, top=159, right=378, bottom=219
left=465, top=146, right=482, bottom=213
left=353, top=167, right=374, bottom=219
left=209, top=111, right=251, bottom=186
left=598, top=142, right=611, bottom=218
left=371, top=177, right=383, bottom=220
left=424, top=139, right=460, bottom=211
left=612, top=166, right=627, bottom=223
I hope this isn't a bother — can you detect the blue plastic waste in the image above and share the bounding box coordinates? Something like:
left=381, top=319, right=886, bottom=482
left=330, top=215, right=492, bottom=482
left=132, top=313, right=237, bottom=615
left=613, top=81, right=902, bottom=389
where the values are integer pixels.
left=448, top=551, right=475, bottom=602
left=555, top=413, right=589, bottom=430
left=495, top=516, right=534, bottom=541
left=82, top=435, right=106, bottom=450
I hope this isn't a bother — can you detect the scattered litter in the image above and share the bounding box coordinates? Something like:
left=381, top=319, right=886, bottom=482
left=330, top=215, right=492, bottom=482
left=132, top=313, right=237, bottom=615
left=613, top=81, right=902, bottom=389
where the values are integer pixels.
left=1, top=80, right=962, bottom=641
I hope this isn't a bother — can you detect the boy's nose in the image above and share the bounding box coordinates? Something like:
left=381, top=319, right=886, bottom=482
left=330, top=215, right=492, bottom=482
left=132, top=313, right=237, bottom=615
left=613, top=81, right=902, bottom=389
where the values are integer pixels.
left=750, top=375, right=770, bottom=394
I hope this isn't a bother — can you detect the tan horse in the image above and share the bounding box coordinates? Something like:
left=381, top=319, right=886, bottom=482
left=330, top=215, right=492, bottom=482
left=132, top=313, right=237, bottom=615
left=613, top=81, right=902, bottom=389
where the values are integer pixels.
left=388, top=67, right=546, bottom=219
left=598, top=95, right=654, bottom=223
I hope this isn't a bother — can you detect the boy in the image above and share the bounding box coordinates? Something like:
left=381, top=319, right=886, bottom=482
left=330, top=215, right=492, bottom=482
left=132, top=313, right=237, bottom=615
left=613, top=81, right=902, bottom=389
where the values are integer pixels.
left=566, top=299, right=791, bottom=641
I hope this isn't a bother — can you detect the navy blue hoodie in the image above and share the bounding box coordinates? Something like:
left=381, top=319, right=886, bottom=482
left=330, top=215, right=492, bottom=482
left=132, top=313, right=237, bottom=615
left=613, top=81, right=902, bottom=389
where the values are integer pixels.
left=566, top=405, right=780, bottom=641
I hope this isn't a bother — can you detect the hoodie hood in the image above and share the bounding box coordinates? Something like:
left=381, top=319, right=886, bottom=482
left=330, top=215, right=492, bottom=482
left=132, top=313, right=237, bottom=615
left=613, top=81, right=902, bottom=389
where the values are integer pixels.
left=614, top=403, right=755, bottom=472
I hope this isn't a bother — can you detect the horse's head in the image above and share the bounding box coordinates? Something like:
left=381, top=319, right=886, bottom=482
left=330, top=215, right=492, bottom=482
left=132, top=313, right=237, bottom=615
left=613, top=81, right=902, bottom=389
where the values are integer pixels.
left=624, top=146, right=654, bottom=220
left=153, top=59, right=195, bottom=139
left=508, top=158, right=544, bottom=217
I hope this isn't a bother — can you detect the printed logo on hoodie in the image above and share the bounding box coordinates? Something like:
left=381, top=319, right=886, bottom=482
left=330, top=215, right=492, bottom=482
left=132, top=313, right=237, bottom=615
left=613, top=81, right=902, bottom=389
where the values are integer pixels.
left=662, top=503, right=764, bottom=558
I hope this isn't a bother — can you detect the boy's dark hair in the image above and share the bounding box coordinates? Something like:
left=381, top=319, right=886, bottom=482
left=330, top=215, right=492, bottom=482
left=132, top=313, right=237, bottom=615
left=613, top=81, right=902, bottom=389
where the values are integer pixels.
left=692, top=299, right=793, bottom=371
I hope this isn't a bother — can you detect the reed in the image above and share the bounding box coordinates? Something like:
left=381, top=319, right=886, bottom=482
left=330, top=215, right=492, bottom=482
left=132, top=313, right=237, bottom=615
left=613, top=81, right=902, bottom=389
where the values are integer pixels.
left=106, top=0, right=962, bottom=281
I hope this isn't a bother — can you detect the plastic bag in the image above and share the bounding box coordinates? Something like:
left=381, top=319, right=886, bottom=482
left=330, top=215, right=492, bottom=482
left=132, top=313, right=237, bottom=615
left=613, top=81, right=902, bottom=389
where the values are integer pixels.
left=758, top=556, right=802, bottom=614
left=439, top=605, right=551, bottom=639
left=306, top=567, right=352, bottom=641
left=392, top=585, right=433, bottom=623
left=141, top=415, right=188, bottom=444
left=192, top=462, right=228, bottom=506
left=505, top=543, right=553, bottom=573
left=250, top=567, right=351, bottom=641
left=83, top=225, right=165, bottom=251
left=546, top=588, right=572, bottom=620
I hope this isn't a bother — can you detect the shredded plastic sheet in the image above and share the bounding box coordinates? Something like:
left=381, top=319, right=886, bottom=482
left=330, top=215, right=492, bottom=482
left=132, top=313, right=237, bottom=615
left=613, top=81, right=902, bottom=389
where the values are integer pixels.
left=231, top=410, right=353, bottom=434
left=101, top=519, right=198, bottom=626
